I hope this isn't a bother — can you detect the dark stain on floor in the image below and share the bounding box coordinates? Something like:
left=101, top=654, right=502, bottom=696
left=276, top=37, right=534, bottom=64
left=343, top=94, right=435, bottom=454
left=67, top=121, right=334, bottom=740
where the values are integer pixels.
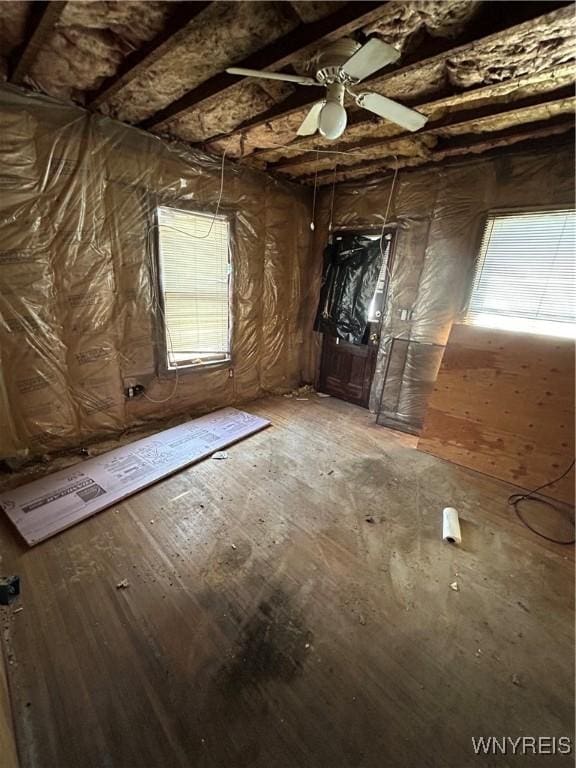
left=219, top=589, right=313, bottom=695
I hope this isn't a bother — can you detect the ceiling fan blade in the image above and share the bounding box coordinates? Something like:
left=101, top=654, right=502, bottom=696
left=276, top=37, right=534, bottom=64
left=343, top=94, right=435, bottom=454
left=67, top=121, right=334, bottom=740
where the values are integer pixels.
left=356, top=92, right=428, bottom=132
left=341, top=39, right=400, bottom=82
left=226, top=67, right=318, bottom=86
left=297, top=101, right=325, bottom=136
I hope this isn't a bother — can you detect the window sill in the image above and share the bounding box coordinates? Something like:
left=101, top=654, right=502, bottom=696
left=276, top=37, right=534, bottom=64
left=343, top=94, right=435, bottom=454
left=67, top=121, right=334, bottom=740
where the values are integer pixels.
left=163, top=357, right=232, bottom=376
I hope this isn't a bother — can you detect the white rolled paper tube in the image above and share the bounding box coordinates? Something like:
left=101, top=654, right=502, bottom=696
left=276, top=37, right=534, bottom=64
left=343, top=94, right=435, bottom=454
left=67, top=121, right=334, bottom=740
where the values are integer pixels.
left=442, top=507, right=462, bottom=544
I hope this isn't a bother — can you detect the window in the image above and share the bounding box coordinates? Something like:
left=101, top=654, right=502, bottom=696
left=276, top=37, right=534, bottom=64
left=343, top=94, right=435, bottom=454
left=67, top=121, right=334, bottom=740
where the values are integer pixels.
left=467, top=209, right=576, bottom=338
left=156, top=206, right=231, bottom=370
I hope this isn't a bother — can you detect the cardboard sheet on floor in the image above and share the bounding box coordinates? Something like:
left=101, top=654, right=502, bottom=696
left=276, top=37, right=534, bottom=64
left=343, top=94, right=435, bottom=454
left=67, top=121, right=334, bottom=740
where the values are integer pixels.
left=0, top=408, right=270, bottom=546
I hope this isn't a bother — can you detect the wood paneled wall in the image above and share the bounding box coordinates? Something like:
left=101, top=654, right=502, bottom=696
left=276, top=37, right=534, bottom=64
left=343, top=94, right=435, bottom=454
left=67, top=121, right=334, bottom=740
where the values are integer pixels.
left=418, top=324, right=575, bottom=504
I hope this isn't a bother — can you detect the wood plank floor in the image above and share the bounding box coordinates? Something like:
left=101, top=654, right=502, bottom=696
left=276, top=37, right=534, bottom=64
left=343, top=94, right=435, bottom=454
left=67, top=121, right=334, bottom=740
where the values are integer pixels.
left=0, top=396, right=573, bottom=768
left=0, top=640, right=19, bottom=768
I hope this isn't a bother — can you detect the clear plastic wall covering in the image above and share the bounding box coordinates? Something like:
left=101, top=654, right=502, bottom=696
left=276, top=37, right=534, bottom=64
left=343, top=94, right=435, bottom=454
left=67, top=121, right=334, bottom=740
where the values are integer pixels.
left=306, top=140, right=575, bottom=432
left=0, top=85, right=312, bottom=460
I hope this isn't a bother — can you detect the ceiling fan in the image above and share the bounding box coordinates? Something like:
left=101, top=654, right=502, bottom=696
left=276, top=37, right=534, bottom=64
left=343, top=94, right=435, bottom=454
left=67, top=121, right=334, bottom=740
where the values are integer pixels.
left=227, top=38, right=427, bottom=141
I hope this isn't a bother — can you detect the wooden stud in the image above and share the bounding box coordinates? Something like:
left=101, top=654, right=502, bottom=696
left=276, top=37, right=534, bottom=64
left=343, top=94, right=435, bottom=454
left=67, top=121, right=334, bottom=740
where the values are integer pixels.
left=298, top=115, right=576, bottom=185
left=10, top=1, right=66, bottom=85
left=87, top=2, right=213, bottom=108
left=138, top=2, right=389, bottom=130
left=269, top=84, right=576, bottom=172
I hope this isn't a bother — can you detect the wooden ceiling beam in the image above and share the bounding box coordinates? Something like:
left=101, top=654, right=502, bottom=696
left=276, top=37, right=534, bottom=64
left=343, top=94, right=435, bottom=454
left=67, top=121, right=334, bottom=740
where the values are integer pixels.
left=10, top=1, right=66, bottom=85
left=249, top=65, right=574, bottom=166
left=306, top=116, right=575, bottom=185
left=204, top=1, right=573, bottom=153
left=270, top=82, right=576, bottom=172
left=325, top=124, right=576, bottom=186
left=87, top=2, right=212, bottom=108
left=138, top=1, right=389, bottom=131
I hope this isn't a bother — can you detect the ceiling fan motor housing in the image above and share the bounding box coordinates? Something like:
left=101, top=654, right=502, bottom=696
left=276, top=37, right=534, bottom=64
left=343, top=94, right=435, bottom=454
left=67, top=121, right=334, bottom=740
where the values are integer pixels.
left=315, top=38, right=361, bottom=85
left=228, top=36, right=427, bottom=140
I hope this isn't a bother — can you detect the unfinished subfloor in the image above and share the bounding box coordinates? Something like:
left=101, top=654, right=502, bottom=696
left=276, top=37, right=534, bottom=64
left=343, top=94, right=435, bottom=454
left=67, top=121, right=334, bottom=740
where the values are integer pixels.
left=0, top=396, right=573, bottom=768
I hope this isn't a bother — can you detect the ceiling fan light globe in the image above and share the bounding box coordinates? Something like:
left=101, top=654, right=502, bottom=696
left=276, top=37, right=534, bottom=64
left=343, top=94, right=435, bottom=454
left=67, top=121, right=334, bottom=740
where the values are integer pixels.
left=318, top=101, right=347, bottom=140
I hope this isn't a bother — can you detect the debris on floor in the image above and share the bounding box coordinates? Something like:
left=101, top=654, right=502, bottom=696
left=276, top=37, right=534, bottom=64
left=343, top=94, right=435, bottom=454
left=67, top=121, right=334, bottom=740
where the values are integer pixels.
left=211, top=451, right=228, bottom=460
left=283, top=384, right=331, bottom=400
left=449, top=581, right=459, bottom=591
left=365, top=516, right=376, bottom=524
left=0, top=575, right=20, bottom=606
left=116, top=579, right=130, bottom=590
left=511, top=673, right=522, bottom=686
left=285, top=384, right=316, bottom=400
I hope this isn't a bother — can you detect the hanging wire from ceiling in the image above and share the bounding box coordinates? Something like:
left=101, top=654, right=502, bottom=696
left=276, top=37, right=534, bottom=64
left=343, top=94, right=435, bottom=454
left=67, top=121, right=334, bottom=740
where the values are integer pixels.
left=377, top=154, right=400, bottom=297
left=310, top=148, right=320, bottom=231
left=328, top=162, right=338, bottom=238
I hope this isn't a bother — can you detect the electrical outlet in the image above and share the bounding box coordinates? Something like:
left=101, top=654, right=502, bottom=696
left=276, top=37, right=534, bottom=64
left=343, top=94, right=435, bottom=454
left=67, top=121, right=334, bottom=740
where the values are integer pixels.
left=125, top=384, right=145, bottom=399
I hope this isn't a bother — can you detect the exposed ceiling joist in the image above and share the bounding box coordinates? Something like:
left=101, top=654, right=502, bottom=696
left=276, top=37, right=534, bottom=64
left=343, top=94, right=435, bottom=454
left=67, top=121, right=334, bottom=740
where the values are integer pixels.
left=297, top=96, right=576, bottom=179
left=138, top=1, right=389, bottom=131
left=205, top=1, right=573, bottom=154
left=271, top=82, right=576, bottom=173
left=87, top=2, right=213, bottom=108
left=308, top=115, right=576, bottom=185
left=248, top=61, right=576, bottom=166
left=10, top=1, right=66, bottom=85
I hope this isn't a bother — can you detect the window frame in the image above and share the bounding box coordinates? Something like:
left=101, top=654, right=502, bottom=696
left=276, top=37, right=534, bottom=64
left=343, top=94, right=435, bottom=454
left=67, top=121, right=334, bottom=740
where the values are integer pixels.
left=463, top=204, right=576, bottom=337
left=152, top=204, right=235, bottom=376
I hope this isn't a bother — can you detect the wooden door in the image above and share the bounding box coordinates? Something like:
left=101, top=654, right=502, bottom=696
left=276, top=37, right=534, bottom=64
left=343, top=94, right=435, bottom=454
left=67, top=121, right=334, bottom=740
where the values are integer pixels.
left=318, top=335, right=378, bottom=408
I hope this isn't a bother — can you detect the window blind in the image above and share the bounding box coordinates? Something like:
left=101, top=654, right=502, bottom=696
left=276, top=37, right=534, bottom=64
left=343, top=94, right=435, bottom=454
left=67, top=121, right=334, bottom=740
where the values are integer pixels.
left=157, top=207, right=231, bottom=366
left=467, top=209, right=576, bottom=338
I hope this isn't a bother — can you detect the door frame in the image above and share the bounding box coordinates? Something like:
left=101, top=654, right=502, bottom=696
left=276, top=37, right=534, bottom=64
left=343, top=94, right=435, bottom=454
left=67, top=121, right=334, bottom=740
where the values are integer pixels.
left=316, top=226, right=397, bottom=407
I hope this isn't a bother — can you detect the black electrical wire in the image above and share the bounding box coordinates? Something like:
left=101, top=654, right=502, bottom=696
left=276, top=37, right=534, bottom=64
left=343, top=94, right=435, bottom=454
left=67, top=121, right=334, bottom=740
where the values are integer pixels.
left=508, top=459, right=575, bottom=545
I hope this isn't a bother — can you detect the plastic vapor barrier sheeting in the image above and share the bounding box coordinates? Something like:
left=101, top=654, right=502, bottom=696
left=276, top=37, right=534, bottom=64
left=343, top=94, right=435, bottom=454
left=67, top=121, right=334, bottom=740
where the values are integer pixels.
left=309, top=141, right=575, bottom=433
left=0, top=86, right=312, bottom=460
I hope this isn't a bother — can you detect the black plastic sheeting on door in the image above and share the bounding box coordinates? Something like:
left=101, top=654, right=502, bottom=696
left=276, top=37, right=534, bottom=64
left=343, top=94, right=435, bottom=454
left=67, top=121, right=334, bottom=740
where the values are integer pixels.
left=314, top=233, right=382, bottom=345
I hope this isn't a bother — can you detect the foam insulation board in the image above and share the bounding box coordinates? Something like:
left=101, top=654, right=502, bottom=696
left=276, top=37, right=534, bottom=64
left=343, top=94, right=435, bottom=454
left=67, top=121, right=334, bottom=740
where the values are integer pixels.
left=27, top=1, right=171, bottom=101
left=0, top=407, right=270, bottom=546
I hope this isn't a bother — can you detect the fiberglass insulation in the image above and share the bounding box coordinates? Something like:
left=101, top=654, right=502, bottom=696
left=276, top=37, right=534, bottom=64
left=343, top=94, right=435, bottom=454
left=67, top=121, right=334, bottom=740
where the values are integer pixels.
left=0, top=85, right=312, bottom=460
left=305, top=140, right=575, bottom=432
